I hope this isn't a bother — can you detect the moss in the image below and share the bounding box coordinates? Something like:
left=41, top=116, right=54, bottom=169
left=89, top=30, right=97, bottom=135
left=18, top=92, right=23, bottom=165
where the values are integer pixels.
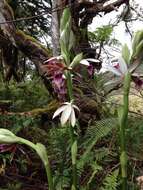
left=109, top=91, right=143, bottom=115
left=30, top=100, right=60, bottom=116
left=21, top=126, right=50, bottom=145
left=15, top=30, right=51, bottom=56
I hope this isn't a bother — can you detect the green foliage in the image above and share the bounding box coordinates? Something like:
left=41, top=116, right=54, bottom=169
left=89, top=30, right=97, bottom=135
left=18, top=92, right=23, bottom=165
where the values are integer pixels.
left=100, top=169, right=119, bottom=190
left=77, top=118, right=117, bottom=180
left=1, top=182, right=22, bottom=190
left=0, top=114, right=34, bottom=134
left=85, top=118, right=117, bottom=141
left=0, top=5, right=143, bottom=189
left=88, top=25, right=113, bottom=43
left=122, top=44, right=130, bottom=65
left=8, top=0, right=52, bottom=41
left=0, top=79, right=50, bottom=112
left=132, top=30, right=143, bottom=56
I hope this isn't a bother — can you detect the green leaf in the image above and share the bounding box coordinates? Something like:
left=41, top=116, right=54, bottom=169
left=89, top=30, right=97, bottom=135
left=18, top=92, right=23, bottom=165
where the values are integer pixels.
left=35, top=143, right=49, bottom=166
left=118, top=106, right=124, bottom=127
left=70, top=53, right=83, bottom=68
left=134, top=39, right=143, bottom=59
left=60, top=8, right=71, bottom=33
left=60, top=39, right=69, bottom=64
left=71, top=185, right=76, bottom=190
left=60, top=21, right=71, bottom=46
left=132, top=30, right=143, bottom=55
left=101, top=169, right=119, bottom=190
left=122, top=44, right=130, bottom=65
left=71, top=140, right=77, bottom=165
left=69, top=30, right=75, bottom=50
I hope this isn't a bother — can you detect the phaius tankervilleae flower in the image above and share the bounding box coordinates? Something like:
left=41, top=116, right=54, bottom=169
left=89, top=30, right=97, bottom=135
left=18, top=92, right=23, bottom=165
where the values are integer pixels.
left=103, top=56, right=128, bottom=77
left=132, top=76, right=143, bottom=90
left=80, top=58, right=100, bottom=76
left=101, top=56, right=143, bottom=89
left=53, top=102, right=80, bottom=127
left=42, top=56, right=67, bottom=100
left=80, top=58, right=100, bottom=66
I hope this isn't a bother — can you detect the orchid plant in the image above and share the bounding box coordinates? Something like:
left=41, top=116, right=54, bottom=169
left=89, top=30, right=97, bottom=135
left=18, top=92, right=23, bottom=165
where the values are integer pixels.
left=52, top=8, right=81, bottom=190
left=101, top=33, right=143, bottom=189
left=0, top=129, right=54, bottom=190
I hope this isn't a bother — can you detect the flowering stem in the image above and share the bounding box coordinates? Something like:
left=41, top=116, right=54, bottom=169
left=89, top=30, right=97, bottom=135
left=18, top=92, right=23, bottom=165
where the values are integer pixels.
left=66, top=70, right=77, bottom=190
left=67, top=71, right=74, bottom=100
left=119, top=72, right=131, bottom=190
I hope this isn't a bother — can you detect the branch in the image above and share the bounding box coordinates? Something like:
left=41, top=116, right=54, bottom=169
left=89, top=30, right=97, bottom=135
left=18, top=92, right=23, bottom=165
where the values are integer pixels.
left=0, top=0, right=50, bottom=77
left=79, top=0, right=127, bottom=18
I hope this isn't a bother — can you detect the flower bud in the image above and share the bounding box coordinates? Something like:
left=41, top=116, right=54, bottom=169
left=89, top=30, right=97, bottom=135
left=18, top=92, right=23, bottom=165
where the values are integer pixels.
left=0, top=129, right=19, bottom=144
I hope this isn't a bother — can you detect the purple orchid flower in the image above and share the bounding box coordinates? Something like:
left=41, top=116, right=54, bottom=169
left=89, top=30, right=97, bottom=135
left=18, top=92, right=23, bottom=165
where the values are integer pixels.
left=43, top=57, right=67, bottom=101
left=132, top=76, right=143, bottom=90
left=87, top=64, right=94, bottom=76
left=52, top=72, right=66, bottom=101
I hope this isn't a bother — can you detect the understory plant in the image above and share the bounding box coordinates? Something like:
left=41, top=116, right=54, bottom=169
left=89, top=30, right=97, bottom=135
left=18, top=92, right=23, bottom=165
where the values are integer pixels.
left=0, top=129, right=54, bottom=190
left=103, top=30, right=143, bottom=189
left=0, top=8, right=143, bottom=190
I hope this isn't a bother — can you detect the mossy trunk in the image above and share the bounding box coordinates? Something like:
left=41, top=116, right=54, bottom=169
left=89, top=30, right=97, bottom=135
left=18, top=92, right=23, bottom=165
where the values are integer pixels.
left=0, top=0, right=50, bottom=80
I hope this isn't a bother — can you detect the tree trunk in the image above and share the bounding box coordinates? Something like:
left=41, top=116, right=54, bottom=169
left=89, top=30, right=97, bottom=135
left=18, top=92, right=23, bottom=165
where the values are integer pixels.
left=51, top=0, right=60, bottom=56
left=0, top=0, right=49, bottom=78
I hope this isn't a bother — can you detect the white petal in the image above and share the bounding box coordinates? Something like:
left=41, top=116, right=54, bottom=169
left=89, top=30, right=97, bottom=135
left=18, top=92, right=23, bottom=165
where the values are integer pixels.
left=118, top=56, right=128, bottom=74
left=70, top=109, right=76, bottom=127
left=52, top=105, right=67, bottom=119
left=73, top=105, right=80, bottom=112
left=43, top=57, right=56, bottom=63
left=106, top=65, right=122, bottom=76
left=60, top=105, right=72, bottom=126
left=80, top=59, right=90, bottom=66
left=57, top=55, right=63, bottom=60
left=86, top=58, right=100, bottom=62
left=63, top=102, right=71, bottom=105
left=99, top=67, right=108, bottom=73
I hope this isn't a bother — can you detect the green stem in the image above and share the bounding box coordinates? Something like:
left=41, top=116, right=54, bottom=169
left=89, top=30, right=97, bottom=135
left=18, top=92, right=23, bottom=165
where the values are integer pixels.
left=67, top=71, right=74, bottom=101
left=66, top=70, right=77, bottom=190
left=18, top=137, right=36, bottom=150
left=45, top=162, right=54, bottom=190
left=119, top=72, right=131, bottom=190
left=18, top=138, right=54, bottom=190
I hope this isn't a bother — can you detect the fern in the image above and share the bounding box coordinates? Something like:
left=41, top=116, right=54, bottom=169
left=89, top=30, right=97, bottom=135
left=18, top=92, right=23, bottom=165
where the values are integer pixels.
left=87, top=162, right=103, bottom=186
left=85, top=118, right=117, bottom=139
left=77, top=118, right=117, bottom=177
left=99, top=169, right=119, bottom=190
left=81, top=118, right=117, bottom=159
left=95, top=148, right=109, bottom=161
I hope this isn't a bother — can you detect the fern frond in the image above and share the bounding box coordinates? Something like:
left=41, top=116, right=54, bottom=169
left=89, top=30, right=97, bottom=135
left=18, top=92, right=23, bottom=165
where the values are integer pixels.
left=100, top=169, right=119, bottom=190
left=95, top=148, right=109, bottom=161
left=77, top=118, right=117, bottom=176
left=85, top=118, right=117, bottom=140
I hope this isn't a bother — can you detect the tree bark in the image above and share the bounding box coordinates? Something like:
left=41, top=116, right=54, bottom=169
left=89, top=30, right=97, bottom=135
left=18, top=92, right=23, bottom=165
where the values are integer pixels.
left=51, top=0, right=60, bottom=56
left=0, top=0, right=49, bottom=78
